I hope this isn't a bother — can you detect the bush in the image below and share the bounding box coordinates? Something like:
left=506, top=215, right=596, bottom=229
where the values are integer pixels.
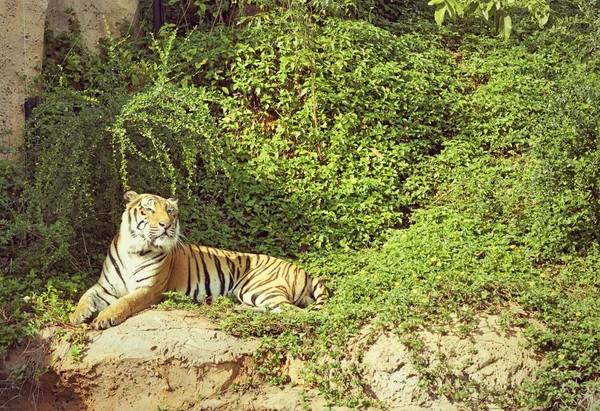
left=0, top=159, right=25, bottom=271
left=527, top=69, right=600, bottom=256
left=164, top=14, right=468, bottom=253
left=13, top=10, right=470, bottom=269
left=17, top=89, right=127, bottom=275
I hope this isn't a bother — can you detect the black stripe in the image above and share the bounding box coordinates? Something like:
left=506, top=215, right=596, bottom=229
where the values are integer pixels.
left=198, top=252, right=212, bottom=300
left=163, top=257, right=177, bottom=288
left=137, top=271, right=169, bottom=292
left=265, top=258, right=285, bottom=274
left=132, top=253, right=167, bottom=275
left=112, top=234, right=125, bottom=267
left=135, top=285, right=152, bottom=290
left=288, top=268, right=296, bottom=298
left=100, top=266, right=116, bottom=292
left=190, top=247, right=203, bottom=300
left=132, top=208, right=142, bottom=231
left=185, top=246, right=193, bottom=296
left=189, top=245, right=201, bottom=298
left=260, top=292, right=287, bottom=305
left=234, top=256, right=245, bottom=281
left=226, top=257, right=236, bottom=275
left=250, top=291, right=260, bottom=305
left=297, top=275, right=309, bottom=302
left=108, top=249, right=127, bottom=286
left=315, top=280, right=328, bottom=301
left=133, top=208, right=146, bottom=230
left=98, top=282, right=118, bottom=298
left=136, top=271, right=160, bottom=282
left=230, top=256, right=252, bottom=291
left=240, top=271, right=277, bottom=299
left=92, top=288, right=111, bottom=305
left=256, top=271, right=279, bottom=288
left=214, top=258, right=226, bottom=296
left=238, top=269, right=263, bottom=295
left=251, top=288, right=285, bottom=306
left=225, top=258, right=237, bottom=292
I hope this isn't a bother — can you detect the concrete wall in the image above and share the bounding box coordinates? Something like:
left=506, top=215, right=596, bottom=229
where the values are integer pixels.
left=46, top=0, right=140, bottom=51
left=0, top=0, right=139, bottom=159
left=0, top=0, right=48, bottom=158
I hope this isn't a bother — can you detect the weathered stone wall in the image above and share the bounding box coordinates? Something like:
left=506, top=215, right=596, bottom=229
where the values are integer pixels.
left=0, top=0, right=48, bottom=159
left=46, top=0, right=140, bottom=50
left=0, top=0, right=139, bottom=158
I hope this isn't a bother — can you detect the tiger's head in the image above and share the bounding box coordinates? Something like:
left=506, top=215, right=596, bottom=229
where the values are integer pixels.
left=121, top=191, right=180, bottom=253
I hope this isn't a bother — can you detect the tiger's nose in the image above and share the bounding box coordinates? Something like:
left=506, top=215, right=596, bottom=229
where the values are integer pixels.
left=158, top=220, right=171, bottom=230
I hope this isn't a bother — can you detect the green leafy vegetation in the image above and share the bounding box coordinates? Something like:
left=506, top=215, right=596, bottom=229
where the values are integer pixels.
left=429, top=0, right=552, bottom=40
left=2, top=0, right=600, bottom=408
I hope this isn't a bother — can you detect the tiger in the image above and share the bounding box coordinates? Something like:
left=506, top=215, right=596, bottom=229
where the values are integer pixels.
left=70, top=191, right=329, bottom=329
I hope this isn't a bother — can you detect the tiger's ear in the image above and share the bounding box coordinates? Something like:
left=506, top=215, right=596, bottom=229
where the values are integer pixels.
left=124, top=191, right=140, bottom=204
left=167, top=198, right=179, bottom=208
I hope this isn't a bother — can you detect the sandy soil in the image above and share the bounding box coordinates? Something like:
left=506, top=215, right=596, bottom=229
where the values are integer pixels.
left=0, top=309, right=543, bottom=410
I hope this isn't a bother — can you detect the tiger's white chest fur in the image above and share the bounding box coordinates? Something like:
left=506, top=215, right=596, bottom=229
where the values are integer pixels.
left=102, top=226, right=171, bottom=297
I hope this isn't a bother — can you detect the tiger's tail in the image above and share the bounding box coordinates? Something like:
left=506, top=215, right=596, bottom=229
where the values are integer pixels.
left=310, top=277, right=329, bottom=310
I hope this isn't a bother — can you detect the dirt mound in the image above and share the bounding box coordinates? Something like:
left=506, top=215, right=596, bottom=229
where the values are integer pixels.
left=1, top=309, right=543, bottom=410
left=360, top=315, right=544, bottom=409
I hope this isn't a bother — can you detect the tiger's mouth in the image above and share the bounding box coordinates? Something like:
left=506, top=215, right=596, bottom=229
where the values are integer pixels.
left=149, top=231, right=174, bottom=242
left=145, top=232, right=178, bottom=253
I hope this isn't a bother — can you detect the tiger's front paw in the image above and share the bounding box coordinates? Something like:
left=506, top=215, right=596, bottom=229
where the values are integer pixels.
left=70, top=303, right=95, bottom=325
left=91, top=306, right=126, bottom=330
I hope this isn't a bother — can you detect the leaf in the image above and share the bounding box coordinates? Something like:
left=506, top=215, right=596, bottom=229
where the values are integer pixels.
left=434, top=5, right=447, bottom=26
left=194, top=58, right=208, bottom=69
left=446, top=2, right=456, bottom=19
left=464, top=1, right=479, bottom=15
left=494, top=9, right=502, bottom=32
left=482, top=1, right=497, bottom=21
left=500, top=14, right=512, bottom=41
left=370, top=148, right=384, bottom=159
left=537, top=12, right=550, bottom=28
left=447, top=0, right=464, bottom=17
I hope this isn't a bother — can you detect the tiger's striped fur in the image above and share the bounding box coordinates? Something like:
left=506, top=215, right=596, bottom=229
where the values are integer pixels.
left=70, top=191, right=328, bottom=329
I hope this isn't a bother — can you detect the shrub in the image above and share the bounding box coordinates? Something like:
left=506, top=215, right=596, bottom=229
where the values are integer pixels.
left=16, top=10, right=470, bottom=268
left=527, top=69, right=600, bottom=256
left=17, top=89, right=127, bottom=275
left=163, top=14, right=468, bottom=253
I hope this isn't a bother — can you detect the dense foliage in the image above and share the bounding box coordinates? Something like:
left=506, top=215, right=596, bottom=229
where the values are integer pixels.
left=429, top=0, right=552, bottom=40
left=1, top=0, right=600, bottom=408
